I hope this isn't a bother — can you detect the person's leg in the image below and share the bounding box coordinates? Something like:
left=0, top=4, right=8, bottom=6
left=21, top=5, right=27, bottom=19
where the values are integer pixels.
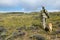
left=43, top=18, right=46, bottom=29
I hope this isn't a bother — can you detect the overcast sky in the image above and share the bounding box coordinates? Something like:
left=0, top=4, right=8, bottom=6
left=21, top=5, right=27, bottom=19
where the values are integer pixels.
left=0, top=0, right=60, bottom=12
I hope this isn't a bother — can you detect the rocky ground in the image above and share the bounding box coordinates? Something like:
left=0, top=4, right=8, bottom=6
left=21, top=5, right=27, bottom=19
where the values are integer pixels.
left=0, top=25, right=60, bottom=40
left=0, top=12, right=60, bottom=40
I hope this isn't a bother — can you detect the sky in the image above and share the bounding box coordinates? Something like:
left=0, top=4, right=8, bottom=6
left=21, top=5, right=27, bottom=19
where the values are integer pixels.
left=0, top=0, right=60, bottom=12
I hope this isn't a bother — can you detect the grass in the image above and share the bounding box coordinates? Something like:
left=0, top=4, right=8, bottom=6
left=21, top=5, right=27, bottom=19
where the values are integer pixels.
left=0, top=12, right=60, bottom=40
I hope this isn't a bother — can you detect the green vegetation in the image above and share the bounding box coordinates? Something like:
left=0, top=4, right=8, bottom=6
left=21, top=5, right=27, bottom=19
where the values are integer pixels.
left=0, top=12, right=60, bottom=40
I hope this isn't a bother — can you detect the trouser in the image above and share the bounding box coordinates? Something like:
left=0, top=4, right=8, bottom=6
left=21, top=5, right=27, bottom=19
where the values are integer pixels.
left=42, top=18, right=46, bottom=29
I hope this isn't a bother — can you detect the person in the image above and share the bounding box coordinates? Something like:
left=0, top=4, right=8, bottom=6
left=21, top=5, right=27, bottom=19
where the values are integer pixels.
left=40, top=6, right=49, bottom=29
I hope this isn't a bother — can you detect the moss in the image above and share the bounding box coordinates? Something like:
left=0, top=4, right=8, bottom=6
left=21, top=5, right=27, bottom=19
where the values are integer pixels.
left=0, top=12, right=60, bottom=40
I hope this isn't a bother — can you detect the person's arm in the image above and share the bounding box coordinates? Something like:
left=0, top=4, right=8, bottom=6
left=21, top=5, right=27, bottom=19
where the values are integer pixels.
left=45, top=10, right=50, bottom=18
left=40, top=10, right=43, bottom=22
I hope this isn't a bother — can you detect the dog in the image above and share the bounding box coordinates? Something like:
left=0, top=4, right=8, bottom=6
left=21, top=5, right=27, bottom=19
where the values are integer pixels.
left=45, top=23, right=52, bottom=32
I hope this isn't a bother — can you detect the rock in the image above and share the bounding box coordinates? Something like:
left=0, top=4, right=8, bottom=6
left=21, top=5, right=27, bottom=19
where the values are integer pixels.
left=0, top=36, right=3, bottom=40
left=12, top=31, right=25, bottom=38
left=7, top=37, right=13, bottom=40
left=29, top=34, right=45, bottom=40
left=18, top=31, right=25, bottom=36
left=0, top=26, right=6, bottom=32
left=7, top=31, right=25, bottom=40
left=16, top=27, right=23, bottom=30
left=16, top=26, right=27, bottom=30
left=55, top=30, right=60, bottom=34
left=28, top=26, right=38, bottom=30
left=0, top=35, right=7, bottom=40
left=0, top=26, right=7, bottom=39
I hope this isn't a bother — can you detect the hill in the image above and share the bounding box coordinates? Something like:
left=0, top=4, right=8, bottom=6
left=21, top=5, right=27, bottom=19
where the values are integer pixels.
left=0, top=12, right=60, bottom=40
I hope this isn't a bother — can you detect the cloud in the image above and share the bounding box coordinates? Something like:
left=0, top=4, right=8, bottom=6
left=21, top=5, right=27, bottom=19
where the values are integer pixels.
left=0, top=0, right=60, bottom=11
left=0, top=0, right=19, bottom=6
left=48, top=10, right=60, bottom=12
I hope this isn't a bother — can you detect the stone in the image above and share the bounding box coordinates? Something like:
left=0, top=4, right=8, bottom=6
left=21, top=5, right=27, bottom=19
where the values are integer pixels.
left=29, top=34, right=45, bottom=40
left=0, top=26, right=6, bottom=32
left=55, top=30, right=60, bottom=34
left=12, top=31, right=25, bottom=38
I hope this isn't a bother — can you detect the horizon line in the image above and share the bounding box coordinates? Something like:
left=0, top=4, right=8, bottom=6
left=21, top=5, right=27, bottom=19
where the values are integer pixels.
left=0, top=10, right=60, bottom=13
